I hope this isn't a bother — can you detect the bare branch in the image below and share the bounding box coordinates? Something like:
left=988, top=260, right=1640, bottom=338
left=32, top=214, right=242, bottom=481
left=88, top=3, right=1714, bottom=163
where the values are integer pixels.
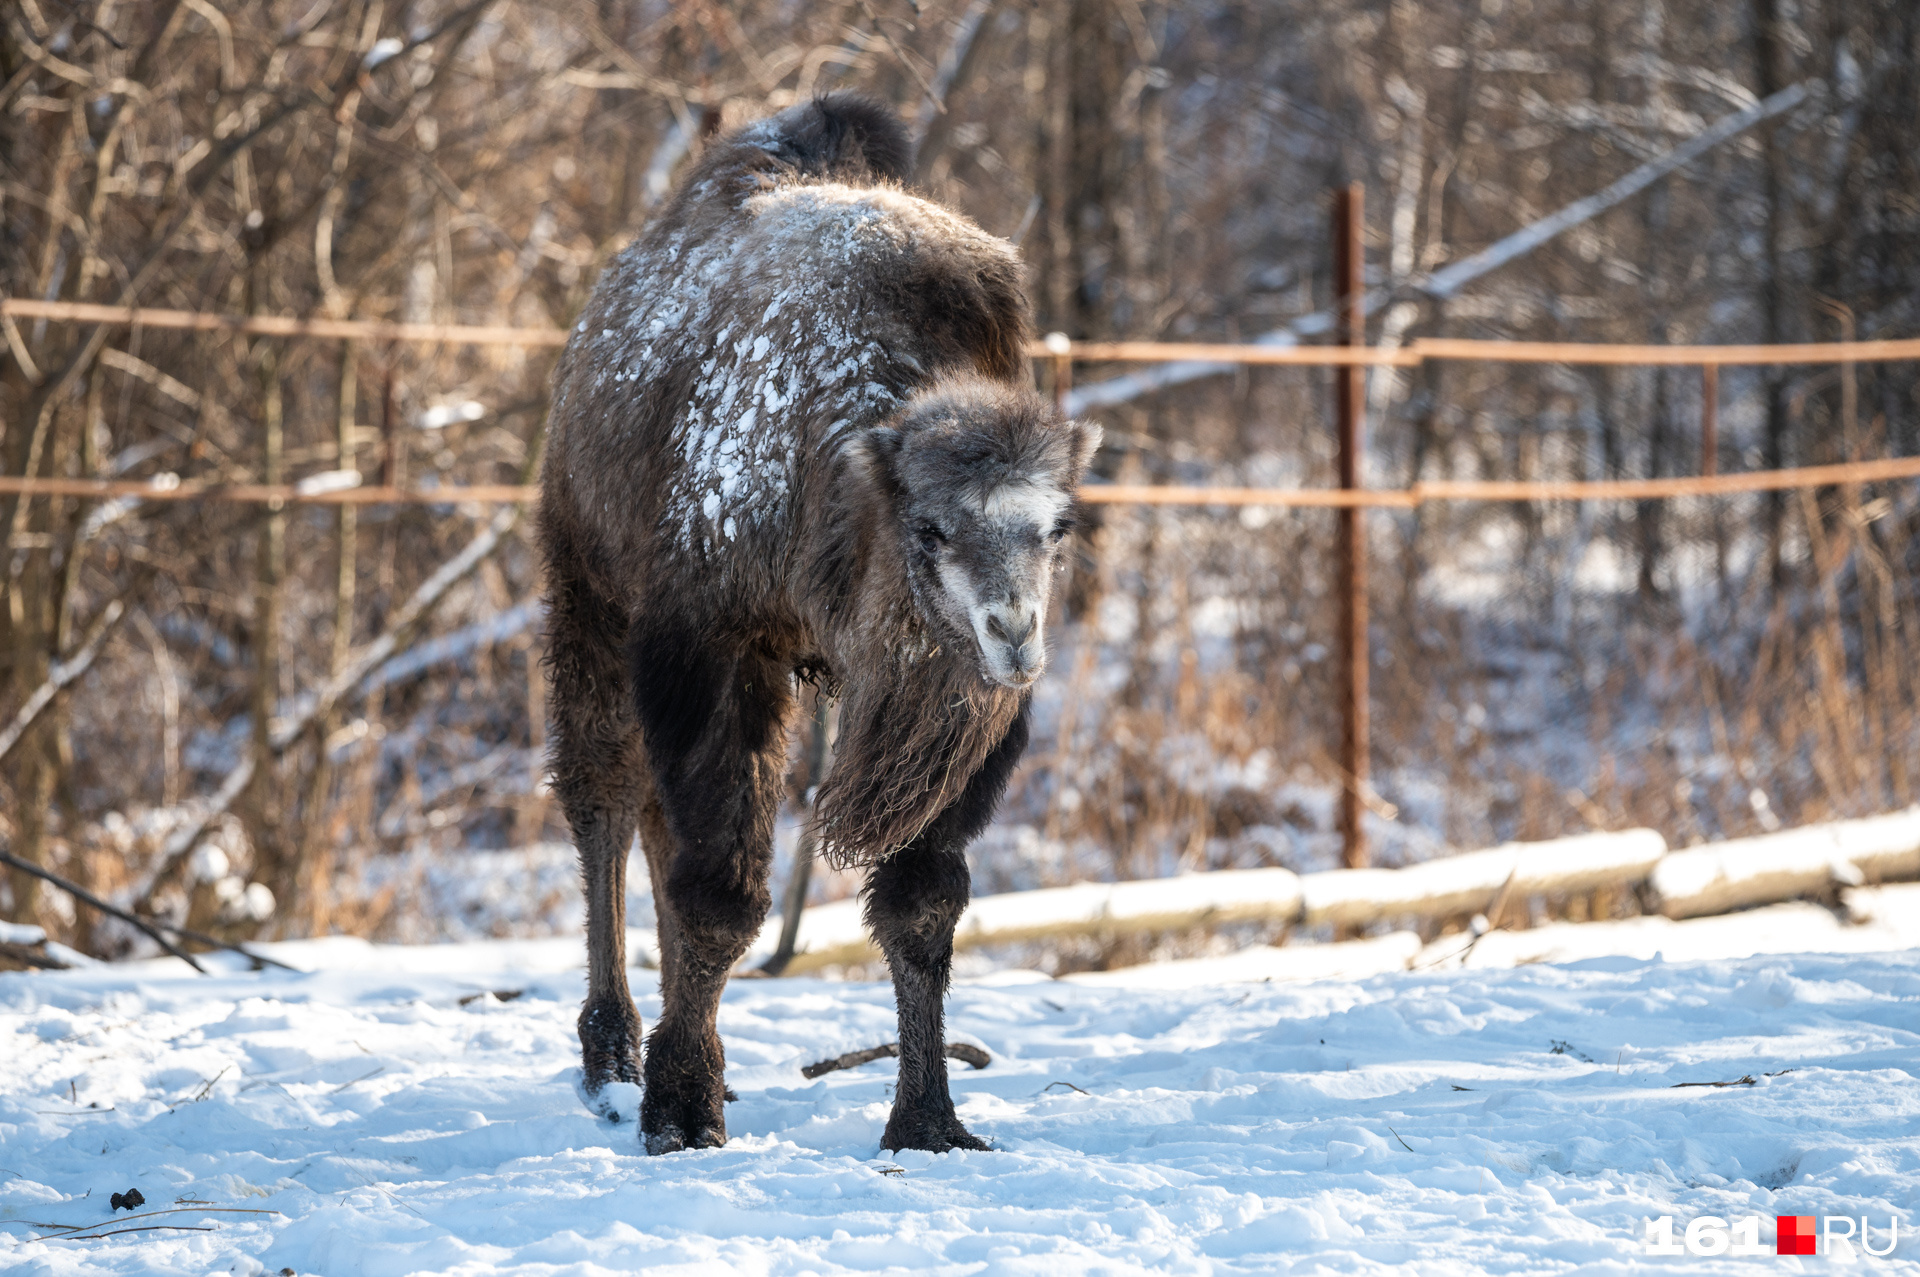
left=144, top=499, right=533, bottom=891
left=1066, top=81, right=1818, bottom=415
left=1418, top=82, right=1814, bottom=300
left=911, top=0, right=1006, bottom=184
left=0, top=847, right=206, bottom=972
left=0, top=600, right=124, bottom=767
left=857, top=0, right=944, bottom=118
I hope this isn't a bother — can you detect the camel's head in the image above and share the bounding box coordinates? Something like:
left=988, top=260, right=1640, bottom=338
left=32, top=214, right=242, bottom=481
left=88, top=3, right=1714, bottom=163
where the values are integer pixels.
left=856, top=377, right=1102, bottom=689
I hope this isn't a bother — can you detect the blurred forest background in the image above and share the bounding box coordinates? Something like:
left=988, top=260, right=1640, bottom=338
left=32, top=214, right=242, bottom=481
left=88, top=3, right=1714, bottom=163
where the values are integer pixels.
left=3, top=0, right=1918, bottom=960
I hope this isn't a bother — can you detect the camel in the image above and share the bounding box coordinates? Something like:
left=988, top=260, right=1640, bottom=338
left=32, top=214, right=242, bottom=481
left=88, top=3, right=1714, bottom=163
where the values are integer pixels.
left=538, top=93, right=1099, bottom=1154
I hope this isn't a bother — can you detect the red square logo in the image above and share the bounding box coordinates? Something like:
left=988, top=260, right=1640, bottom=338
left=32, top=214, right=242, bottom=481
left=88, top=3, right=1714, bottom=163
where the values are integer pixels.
left=1778, top=1215, right=1817, bottom=1255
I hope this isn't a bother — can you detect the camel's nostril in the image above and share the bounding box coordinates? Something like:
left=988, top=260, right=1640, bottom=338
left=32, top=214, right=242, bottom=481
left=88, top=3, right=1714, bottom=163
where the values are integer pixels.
left=984, top=614, right=1008, bottom=642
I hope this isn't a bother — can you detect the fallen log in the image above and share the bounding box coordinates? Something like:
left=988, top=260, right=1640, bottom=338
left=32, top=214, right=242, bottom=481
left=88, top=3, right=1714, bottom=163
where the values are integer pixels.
left=751, top=810, right=1920, bottom=979
left=1299, top=829, right=1668, bottom=929
left=766, top=866, right=1308, bottom=973
left=1647, top=807, right=1920, bottom=919
left=0, top=941, right=72, bottom=970
left=761, top=830, right=1666, bottom=974
left=0, top=922, right=82, bottom=970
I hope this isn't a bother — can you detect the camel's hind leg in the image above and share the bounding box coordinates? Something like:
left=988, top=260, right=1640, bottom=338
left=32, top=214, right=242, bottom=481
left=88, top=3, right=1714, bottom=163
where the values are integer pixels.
left=629, top=622, right=794, bottom=1153
left=545, top=569, right=647, bottom=1116
left=865, top=698, right=1030, bottom=1153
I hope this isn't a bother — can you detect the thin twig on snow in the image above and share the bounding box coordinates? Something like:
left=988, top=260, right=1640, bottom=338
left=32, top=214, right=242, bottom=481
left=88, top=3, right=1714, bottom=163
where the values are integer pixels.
left=802, top=1041, right=992, bottom=1079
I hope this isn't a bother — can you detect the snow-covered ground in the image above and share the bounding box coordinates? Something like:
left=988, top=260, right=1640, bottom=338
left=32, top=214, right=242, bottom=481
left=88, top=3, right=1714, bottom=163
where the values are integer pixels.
left=4, top=931, right=1917, bottom=1274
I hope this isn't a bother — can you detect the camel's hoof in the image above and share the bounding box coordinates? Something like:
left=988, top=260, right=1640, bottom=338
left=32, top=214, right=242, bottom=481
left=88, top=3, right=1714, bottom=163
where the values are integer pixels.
left=576, top=1074, right=642, bottom=1123
left=577, top=1000, right=643, bottom=1119
left=882, top=1112, right=991, bottom=1154
left=644, top=1122, right=727, bottom=1155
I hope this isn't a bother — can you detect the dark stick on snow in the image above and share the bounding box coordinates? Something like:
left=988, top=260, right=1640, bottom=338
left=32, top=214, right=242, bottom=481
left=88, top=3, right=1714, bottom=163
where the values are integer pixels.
left=35, top=1206, right=282, bottom=1239
left=156, top=923, right=297, bottom=972
left=1670, top=1068, right=1793, bottom=1088
left=52, top=1224, right=216, bottom=1241
left=803, top=1041, right=991, bottom=1080
left=0, top=849, right=298, bottom=973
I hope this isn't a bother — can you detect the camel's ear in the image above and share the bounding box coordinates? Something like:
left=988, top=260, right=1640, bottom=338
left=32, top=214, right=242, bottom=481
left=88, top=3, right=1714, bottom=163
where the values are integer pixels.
left=1068, top=420, right=1103, bottom=476
left=849, top=425, right=905, bottom=486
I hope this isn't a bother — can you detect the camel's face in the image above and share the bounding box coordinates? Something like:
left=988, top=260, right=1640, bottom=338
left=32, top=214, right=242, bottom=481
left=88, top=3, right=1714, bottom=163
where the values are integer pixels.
left=915, top=472, right=1076, bottom=688
left=864, top=381, right=1101, bottom=689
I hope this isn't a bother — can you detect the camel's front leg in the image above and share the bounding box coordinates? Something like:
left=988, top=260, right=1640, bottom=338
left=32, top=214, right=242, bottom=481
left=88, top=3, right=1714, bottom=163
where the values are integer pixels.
left=863, top=701, right=1028, bottom=1153
left=865, top=841, right=986, bottom=1152
left=631, top=627, right=791, bottom=1153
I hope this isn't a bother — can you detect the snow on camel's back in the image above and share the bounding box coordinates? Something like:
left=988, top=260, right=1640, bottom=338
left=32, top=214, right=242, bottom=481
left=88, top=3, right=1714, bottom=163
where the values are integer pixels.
left=538, top=95, right=1100, bottom=1154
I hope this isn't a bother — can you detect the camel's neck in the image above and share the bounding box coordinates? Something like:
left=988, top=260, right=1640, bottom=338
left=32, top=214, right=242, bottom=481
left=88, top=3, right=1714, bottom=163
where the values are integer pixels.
left=792, top=457, right=918, bottom=674
left=788, top=451, right=1026, bottom=866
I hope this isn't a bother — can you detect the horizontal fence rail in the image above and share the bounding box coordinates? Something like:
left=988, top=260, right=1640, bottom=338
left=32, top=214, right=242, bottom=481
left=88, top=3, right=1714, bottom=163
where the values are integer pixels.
left=6, top=455, right=1920, bottom=509
left=0, top=477, right=541, bottom=505
left=7, top=298, right=1920, bottom=366
left=1061, top=336, right=1920, bottom=366
left=1407, top=336, right=1920, bottom=366
left=0, top=299, right=574, bottom=347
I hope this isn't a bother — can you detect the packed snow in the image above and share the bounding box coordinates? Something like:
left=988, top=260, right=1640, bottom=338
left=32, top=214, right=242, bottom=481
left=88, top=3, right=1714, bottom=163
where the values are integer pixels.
left=4, top=929, right=1917, bottom=1273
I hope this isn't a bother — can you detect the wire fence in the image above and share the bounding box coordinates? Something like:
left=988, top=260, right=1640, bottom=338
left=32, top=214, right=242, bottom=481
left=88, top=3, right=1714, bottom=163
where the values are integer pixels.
left=6, top=298, right=1919, bottom=513
left=6, top=455, right=1920, bottom=508
left=6, top=296, right=1920, bottom=946
left=11, top=298, right=1920, bottom=364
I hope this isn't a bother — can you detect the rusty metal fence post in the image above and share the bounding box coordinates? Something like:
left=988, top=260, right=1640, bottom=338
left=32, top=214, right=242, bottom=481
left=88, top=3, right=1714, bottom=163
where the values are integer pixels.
left=1045, top=331, right=1073, bottom=412
left=1701, top=364, right=1718, bottom=476
left=1334, top=183, right=1370, bottom=871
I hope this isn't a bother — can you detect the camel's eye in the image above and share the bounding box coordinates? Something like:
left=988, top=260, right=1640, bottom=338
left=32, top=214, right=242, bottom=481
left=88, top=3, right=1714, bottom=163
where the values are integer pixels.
left=917, top=525, right=945, bottom=556
left=1047, top=517, right=1075, bottom=544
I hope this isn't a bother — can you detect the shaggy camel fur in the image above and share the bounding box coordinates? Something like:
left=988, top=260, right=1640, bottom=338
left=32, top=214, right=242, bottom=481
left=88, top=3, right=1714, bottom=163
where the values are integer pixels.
left=539, top=94, right=1099, bottom=1154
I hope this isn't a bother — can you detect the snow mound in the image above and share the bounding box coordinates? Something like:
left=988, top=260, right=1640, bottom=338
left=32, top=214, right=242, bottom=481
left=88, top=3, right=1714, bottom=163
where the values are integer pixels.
left=2, top=941, right=1915, bottom=1273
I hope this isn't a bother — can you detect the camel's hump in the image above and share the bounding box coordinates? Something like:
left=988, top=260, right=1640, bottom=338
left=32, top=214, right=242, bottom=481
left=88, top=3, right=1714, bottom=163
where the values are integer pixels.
left=549, top=102, right=1026, bottom=565
left=728, top=92, right=913, bottom=184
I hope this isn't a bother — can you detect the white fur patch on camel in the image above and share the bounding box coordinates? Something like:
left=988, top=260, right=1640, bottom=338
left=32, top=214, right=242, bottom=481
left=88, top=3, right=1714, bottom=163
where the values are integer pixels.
left=979, top=478, right=1069, bottom=530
